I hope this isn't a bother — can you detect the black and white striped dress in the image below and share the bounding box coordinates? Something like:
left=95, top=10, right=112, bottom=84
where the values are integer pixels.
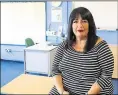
left=49, top=40, right=114, bottom=95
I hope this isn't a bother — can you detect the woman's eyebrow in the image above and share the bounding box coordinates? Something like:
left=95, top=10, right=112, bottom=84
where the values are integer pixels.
left=74, top=18, right=78, bottom=20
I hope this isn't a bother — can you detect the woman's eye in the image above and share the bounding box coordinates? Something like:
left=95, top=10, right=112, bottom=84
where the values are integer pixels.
left=73, top=20, right=78, bottom=23
left=82, top=20, right=88, bottom=23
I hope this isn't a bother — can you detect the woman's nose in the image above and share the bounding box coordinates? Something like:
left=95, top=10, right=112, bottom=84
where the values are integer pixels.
left=77, top=22, right=83, bottom=28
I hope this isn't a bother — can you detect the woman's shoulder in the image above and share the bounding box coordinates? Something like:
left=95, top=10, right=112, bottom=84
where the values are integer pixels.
left=95, top=37, right=108, bottom=46
left=95, top=37, right=103, bottom=46
left=95, top=37, right=110, bottom=52
left=57, top=40, right=67, bottom=49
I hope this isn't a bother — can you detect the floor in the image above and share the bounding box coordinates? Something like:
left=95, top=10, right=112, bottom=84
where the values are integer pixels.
left=1, top=60, right=118, bottom=94
left=1, top=60, right=24, bottom=87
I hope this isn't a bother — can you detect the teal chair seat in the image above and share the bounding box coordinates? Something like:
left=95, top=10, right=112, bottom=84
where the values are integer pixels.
left=25, top=38, right=35, bottom=47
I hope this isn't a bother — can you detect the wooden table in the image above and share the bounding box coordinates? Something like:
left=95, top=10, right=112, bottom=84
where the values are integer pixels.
left=109, top=45, right=118, bottom=78
left=1, top=74, right=54, bottom=94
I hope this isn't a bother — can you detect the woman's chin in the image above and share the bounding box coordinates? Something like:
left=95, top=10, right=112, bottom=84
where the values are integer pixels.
left=76, top=34, right=87, bottom=39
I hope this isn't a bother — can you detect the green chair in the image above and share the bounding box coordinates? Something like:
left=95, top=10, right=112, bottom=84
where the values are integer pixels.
left=25, top=38, right=35, bottom=47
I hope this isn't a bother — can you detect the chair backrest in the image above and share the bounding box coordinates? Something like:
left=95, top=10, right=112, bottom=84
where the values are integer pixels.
left=25, top=38, right=35, bottom=47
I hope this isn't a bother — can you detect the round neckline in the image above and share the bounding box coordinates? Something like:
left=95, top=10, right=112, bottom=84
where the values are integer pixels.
left=70, top=40, right=105, bottom=54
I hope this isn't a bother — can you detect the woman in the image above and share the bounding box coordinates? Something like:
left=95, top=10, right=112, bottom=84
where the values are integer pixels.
left=49, top=7, right=114, bottom=95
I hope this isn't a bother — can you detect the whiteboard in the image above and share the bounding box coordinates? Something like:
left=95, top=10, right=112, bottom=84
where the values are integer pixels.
left=72, top=1, right=117, bottom=30
left=1, top=2, right=46, bottom=45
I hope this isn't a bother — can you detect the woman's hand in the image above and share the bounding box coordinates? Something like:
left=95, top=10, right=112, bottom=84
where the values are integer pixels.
left=62, top=91, right=69, bottom=95
left=87, top=82, right=101, bottom=94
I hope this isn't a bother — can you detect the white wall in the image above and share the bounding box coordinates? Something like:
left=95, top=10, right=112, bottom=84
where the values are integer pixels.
left=72, top=1, right=117, bottom=30
left=1, top=2, right=46, bottom=45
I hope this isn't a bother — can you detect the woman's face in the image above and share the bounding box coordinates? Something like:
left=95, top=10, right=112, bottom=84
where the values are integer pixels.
left=72, top=16, right=89, bottom=39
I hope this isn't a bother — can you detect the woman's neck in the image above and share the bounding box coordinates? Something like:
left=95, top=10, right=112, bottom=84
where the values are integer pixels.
left=73, top=38, right=87, bottom=52
left=75, top=37, right=87, bottom=46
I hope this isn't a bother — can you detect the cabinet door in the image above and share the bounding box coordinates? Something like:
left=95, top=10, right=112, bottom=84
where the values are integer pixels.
left=25, top=51, right=49, bottom=74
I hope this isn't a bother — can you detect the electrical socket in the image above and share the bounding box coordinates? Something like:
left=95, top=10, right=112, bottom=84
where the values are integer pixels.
left=5, top=49, right=12, bottom=52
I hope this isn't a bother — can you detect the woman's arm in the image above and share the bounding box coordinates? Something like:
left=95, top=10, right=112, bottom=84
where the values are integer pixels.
left=51, top=41, right=67, bottom=94
left=88, top=40, right=114, bottom=94
left=53, top=75, right=64, bottom=94
left=87, top=82, right=101, bottom=94
left=53, top=75, right=69, bottom=94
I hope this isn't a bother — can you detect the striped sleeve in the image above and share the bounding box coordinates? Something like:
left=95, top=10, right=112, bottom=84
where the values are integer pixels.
left=96, top=41, right=114, bottom=90
left=51, top=41, right=66, bottom=76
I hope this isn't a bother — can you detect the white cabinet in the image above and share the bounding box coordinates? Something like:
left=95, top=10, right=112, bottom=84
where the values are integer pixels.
left=24, top=44, right=57, bottom=76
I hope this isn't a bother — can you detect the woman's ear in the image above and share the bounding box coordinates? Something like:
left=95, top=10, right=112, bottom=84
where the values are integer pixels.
left=72, top=35, right=75, bottom=40
left=72, top=36, right=74, bottom=39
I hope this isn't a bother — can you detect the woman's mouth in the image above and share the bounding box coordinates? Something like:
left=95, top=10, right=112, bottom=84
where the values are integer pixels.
left=77, top=30, right=84, bottom=32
